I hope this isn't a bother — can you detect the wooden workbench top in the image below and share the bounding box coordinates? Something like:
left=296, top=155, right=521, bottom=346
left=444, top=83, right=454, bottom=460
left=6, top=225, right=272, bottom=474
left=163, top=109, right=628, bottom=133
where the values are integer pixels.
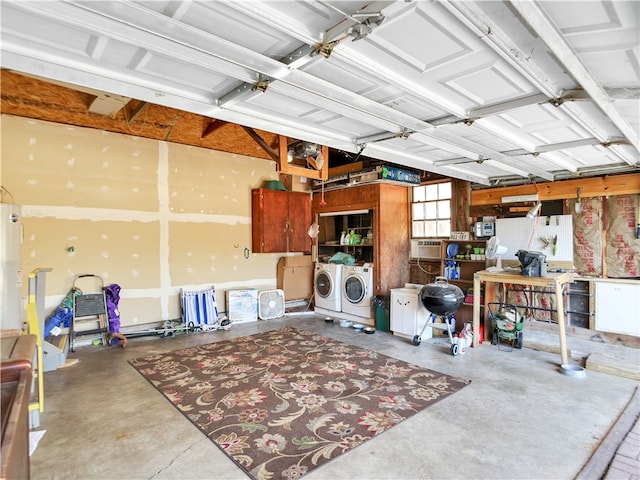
left=474, top=269, right=574, bottom=286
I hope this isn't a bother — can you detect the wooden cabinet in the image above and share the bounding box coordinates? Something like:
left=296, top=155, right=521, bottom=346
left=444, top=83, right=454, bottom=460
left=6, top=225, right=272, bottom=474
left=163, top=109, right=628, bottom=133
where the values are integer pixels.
left=312, top=183, right=409, bottom=295
left=440, top=239, right=486, bottom=327
left=251, top=188, right=312, bottom=253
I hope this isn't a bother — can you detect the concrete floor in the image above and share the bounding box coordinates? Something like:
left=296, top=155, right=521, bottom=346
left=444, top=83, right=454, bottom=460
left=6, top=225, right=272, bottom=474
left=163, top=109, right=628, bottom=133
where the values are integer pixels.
left=31, top=314, right=638, bottom=480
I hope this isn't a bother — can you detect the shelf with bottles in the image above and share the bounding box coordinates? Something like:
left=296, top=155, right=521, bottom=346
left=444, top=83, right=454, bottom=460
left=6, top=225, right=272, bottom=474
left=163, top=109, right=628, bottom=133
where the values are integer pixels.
left=317, top=210, right=373, bottom=246
left=442, top=239, right=487, bottom=261
left=337, top=229, right=374, bottom=247
left=440, top=239, right=486, bottom=281
left=316, top=209, right=374, bottom=263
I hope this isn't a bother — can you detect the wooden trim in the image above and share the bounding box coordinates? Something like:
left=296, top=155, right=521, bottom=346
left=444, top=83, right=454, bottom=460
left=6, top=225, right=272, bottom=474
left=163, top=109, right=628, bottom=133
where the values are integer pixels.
left=328, top=161, right=366, bottom=177
left=471, top=173, right=640, bottom=206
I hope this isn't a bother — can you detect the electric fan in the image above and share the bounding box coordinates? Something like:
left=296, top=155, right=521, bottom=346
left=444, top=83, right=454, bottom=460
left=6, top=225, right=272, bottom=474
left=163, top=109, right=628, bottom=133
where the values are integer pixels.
left=258, top=289, right=285, bottom=320
left=485, top=236, right=508, bottom=272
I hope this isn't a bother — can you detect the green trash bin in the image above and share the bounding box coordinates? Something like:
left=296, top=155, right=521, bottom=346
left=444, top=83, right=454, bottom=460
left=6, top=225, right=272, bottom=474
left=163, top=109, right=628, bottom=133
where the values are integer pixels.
left=374, top=295, right=390, bottom=332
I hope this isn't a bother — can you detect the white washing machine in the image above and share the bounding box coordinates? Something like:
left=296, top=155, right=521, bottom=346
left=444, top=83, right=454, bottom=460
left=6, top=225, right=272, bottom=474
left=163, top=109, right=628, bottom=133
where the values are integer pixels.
left=314, top=263, right=342, bottom=313
left=341, top=264, right=374, bottom=319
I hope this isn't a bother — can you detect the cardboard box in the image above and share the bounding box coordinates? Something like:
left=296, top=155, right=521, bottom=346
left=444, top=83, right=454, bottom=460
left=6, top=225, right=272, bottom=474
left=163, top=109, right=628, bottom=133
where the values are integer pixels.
left=279, top=174, right=310, bottom=192
left=277, top=256, right=313, bottom=301
left=226, top=289, right=258, bottom=323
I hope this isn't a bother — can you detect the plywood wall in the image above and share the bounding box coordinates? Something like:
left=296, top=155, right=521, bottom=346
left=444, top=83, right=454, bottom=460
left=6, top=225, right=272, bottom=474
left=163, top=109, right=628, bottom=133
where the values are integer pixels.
left=1, top=114, right=284, bottom=327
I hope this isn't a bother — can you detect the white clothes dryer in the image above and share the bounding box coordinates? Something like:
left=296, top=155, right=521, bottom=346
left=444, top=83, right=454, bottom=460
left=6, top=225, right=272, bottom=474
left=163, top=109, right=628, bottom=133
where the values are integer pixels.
left=314, top=263, right=342, bottom=313
left=341, top=264, right=374, bottom=319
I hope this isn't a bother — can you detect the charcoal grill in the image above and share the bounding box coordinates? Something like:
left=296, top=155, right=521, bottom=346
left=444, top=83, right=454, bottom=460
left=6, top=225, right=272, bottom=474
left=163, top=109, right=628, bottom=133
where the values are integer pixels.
left=412, top=277, right=465, bottom=355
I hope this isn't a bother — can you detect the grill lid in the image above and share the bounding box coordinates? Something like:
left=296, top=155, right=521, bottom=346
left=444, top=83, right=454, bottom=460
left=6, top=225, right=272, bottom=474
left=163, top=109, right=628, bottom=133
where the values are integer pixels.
left=420, top=277, right=464, bottom=316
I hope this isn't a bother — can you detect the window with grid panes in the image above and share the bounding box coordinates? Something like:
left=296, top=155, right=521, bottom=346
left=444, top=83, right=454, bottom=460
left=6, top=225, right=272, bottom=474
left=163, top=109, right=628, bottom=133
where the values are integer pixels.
left=411, top=182, right=451, bottom=238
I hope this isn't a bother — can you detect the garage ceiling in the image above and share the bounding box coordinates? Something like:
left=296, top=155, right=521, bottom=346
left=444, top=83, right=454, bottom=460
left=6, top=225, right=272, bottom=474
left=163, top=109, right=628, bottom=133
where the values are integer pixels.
left=1, top=0, right=638, bottom=186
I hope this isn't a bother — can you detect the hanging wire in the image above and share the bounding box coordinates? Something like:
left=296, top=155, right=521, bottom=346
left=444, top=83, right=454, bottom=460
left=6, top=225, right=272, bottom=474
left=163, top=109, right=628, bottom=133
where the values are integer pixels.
left=1, top=185, right=15, bottom=203
left=122, top=101, right=150, bottom=135
left=414, top=257, right=440, bottom=281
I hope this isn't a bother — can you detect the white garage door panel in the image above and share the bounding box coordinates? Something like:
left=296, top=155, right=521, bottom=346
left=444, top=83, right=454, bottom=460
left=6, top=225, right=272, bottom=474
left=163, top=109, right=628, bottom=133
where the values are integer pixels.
left=530, top=124, right=593, bottom=145
left=491, top=110, right=592, bottom=145
left=373, top=7, right=472, bottom=72
left=169, top=3, right=299, bottom=56
left=541, top=0, right=639, bottom=89
left=344, top=2, right=536, bottom=113
left=557, top=145, right=626, bottom=168
left=438, top=123, right=520, bottom=153
left=304, top=59, right=381, bottom=97
left=306, top=57, right=451, bottom=121
left=1, top=0, right=637, bottom=184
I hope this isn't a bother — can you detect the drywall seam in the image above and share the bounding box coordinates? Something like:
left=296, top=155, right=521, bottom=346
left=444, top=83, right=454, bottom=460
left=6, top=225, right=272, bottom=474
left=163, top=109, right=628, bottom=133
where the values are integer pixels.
left=22, top=205, right=159, bottom=222
left=167, top=213, right=249, bottom=224
left=159, top=141, right=171, bottom=320
left=21, top=205, right=250, bottom=225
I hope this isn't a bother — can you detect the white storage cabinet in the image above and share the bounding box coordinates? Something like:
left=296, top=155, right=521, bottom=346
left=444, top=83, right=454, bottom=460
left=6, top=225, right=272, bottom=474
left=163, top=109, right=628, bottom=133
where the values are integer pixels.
left=390, top=288, right=432, bottom=340
left=594, top=280, right=640, bottom=336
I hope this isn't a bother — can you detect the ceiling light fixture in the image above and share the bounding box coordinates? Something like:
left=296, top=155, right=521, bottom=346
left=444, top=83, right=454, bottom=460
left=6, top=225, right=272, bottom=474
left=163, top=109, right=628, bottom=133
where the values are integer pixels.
left=526, top=202, right=542, bottom=219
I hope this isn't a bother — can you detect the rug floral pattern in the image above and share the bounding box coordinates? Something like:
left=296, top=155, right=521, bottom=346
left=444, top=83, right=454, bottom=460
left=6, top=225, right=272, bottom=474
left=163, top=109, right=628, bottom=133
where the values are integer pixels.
left=130, top=327, right=469, bottom=480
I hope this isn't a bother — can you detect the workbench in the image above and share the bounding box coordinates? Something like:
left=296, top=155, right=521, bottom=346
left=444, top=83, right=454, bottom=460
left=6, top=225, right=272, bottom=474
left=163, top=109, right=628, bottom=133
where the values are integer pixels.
left=472, top=270, right=574, bottom=365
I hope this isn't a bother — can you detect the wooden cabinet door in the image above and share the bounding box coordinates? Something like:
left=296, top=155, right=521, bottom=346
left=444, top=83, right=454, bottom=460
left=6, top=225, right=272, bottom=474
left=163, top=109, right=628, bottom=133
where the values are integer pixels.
left=287, top=191, right=312, bottom=253
left=252, top=189, right=312, bottom=253
left=252, top=189, right=288, bottom=253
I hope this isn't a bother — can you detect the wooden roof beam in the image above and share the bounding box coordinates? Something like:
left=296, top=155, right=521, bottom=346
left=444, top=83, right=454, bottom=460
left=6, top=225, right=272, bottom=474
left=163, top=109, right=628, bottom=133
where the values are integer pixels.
left=241, top=126, right=279, bottom=162
left=201, top=118, right=227, bottom=139
left=471, top=173, right=640, bottom=206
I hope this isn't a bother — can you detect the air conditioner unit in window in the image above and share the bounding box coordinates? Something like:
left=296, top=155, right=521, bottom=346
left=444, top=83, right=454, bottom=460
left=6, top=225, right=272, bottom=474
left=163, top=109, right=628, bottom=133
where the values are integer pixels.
left=410, top=240, right=442, bottom=260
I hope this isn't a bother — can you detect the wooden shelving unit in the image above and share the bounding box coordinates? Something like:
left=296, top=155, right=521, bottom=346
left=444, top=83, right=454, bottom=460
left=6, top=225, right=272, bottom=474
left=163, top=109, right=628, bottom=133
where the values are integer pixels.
left=440, top=239, right=486, bottom=328
left=312, top=183, right=410, bottom=296
left=317, top=210, right=374, bottom=264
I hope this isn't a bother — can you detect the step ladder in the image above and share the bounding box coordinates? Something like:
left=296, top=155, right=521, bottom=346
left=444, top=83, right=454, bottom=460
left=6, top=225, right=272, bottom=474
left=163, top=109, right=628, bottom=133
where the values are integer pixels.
left=70, top=274, right=110, bottom=352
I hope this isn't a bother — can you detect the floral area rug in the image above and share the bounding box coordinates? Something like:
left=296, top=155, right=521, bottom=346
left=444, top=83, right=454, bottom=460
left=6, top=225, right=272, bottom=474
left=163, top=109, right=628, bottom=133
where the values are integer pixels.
left=129, top=327, right=470, bottom=480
